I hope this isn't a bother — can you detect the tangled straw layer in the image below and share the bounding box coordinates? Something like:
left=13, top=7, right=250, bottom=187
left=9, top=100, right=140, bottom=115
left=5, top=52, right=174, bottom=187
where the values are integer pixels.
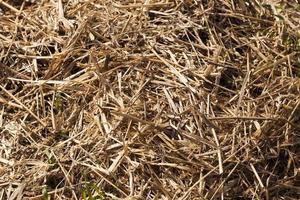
left=1, top=0, right=300, bottom=199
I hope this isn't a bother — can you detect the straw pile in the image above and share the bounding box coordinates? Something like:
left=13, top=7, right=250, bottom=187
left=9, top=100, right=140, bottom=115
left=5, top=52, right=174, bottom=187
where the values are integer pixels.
left=1, top=0, right=300, bottom=199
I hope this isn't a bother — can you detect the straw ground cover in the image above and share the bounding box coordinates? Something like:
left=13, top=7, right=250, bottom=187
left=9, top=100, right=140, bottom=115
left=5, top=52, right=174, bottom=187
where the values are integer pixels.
left=1, top=0, right=300, bottom=199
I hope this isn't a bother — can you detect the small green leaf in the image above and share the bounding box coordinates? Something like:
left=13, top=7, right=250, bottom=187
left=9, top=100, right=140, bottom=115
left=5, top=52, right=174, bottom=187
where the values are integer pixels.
left=274, top=14, right=284, bottom=21
left=42, top=186, right=49, bottom=200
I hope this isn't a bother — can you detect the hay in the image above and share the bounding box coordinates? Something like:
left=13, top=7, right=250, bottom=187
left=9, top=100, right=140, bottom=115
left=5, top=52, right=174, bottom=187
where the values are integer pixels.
left=1, top=0, right=300, bottom=199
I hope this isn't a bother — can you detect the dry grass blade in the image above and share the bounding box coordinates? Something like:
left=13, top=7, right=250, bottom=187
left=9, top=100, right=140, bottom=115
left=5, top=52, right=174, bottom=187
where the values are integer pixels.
left=0, top=85, right=46, bottom=127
